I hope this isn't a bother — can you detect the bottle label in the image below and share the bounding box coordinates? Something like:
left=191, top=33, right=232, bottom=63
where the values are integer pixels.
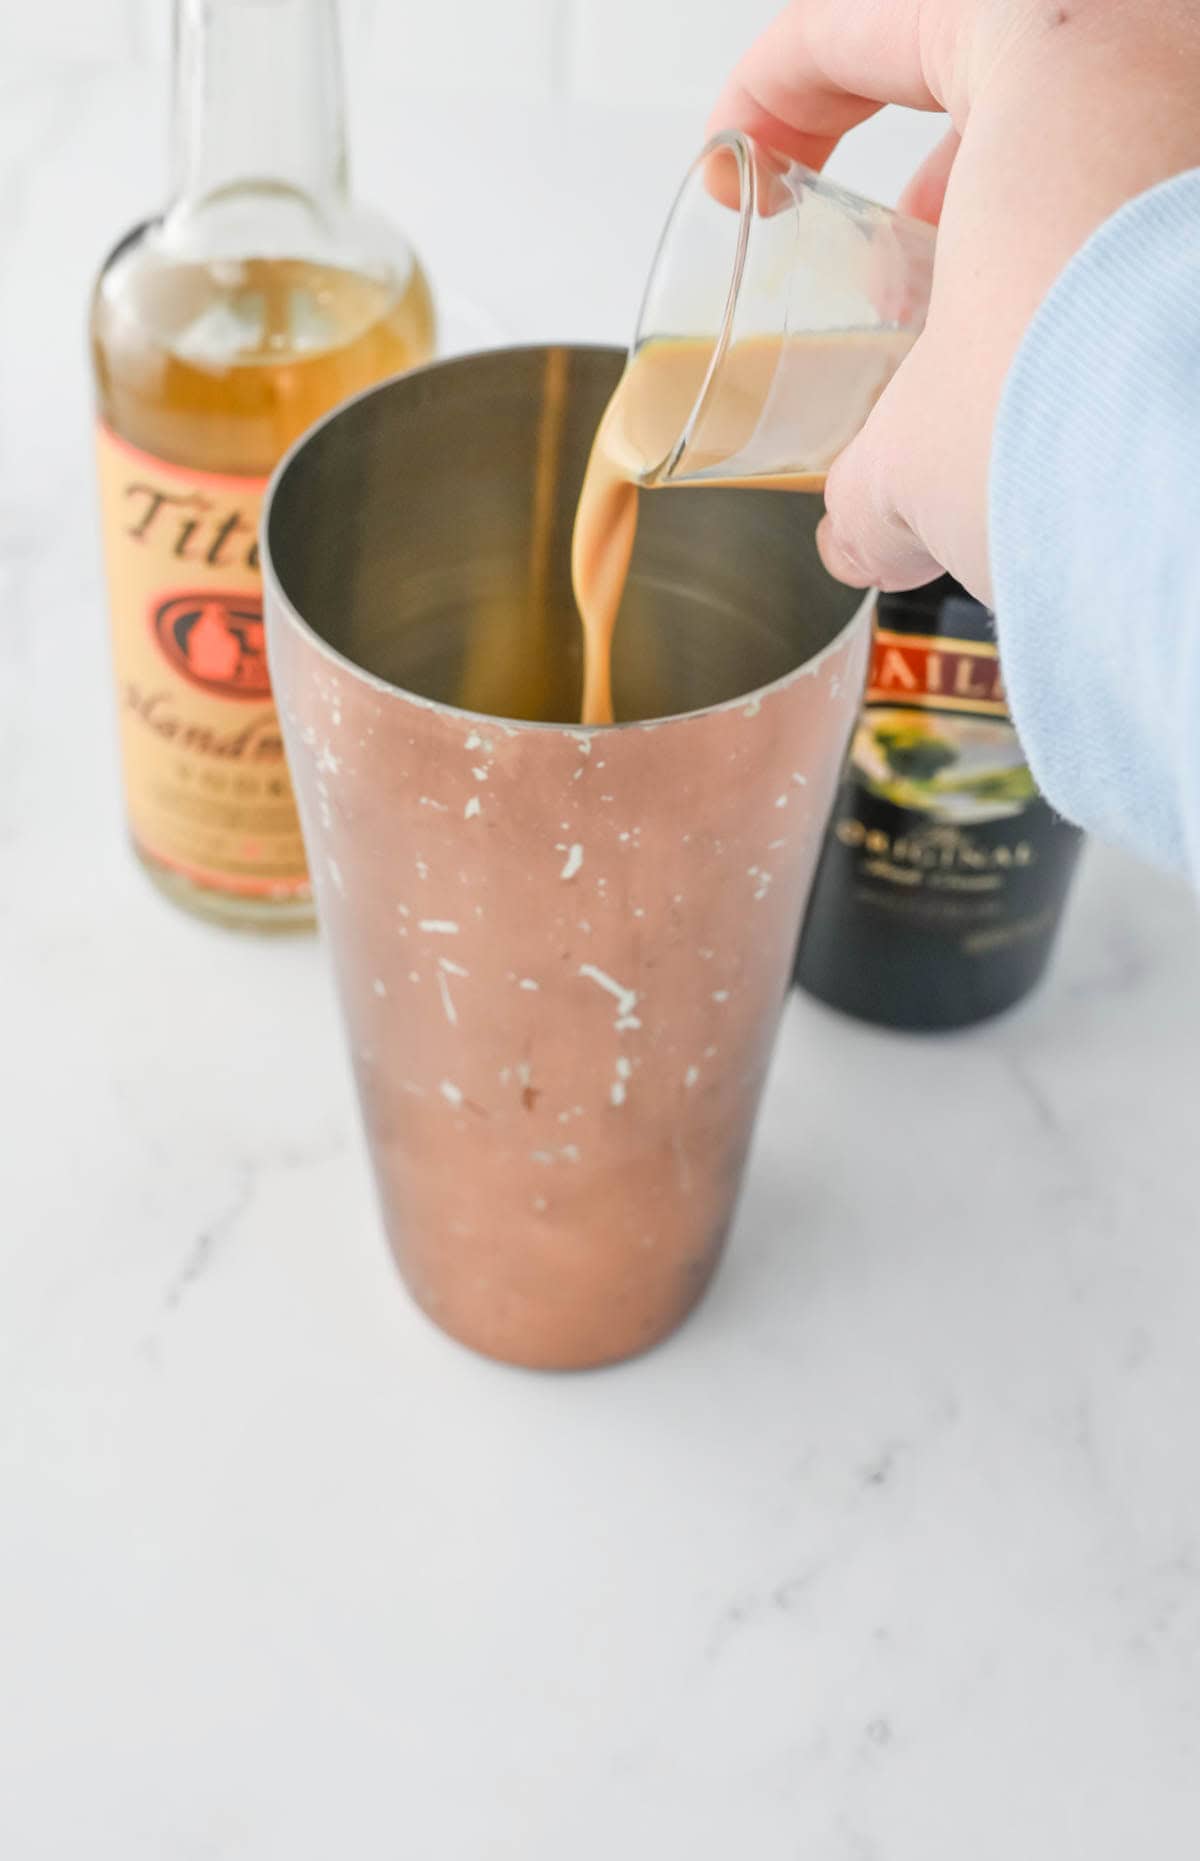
left=95, top=424, right=309, bottom=899
left=835, top=624, right=1059, bottom=951
left=853, top=626, right=1035, bottom=841
left=865, top=627, right=1008, bottom=719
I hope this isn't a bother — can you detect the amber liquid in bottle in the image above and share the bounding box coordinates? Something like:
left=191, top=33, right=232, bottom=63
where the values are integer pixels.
left=93, top=255, right=433, bottom=479
left=91, top=0, right=434, bottom=930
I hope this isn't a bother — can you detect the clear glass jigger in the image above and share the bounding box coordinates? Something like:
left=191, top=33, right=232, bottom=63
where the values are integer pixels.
left=623, top=131, right=937, bottom=491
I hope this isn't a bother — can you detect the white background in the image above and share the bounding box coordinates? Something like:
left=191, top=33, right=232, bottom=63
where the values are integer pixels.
left=14, top=0, right=786, bottom=106
left=5, top=0, right=943, bottom=204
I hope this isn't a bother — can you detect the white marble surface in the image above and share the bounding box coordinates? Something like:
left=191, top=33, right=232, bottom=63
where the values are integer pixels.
left=3, top=58, right=1200, bottom=1861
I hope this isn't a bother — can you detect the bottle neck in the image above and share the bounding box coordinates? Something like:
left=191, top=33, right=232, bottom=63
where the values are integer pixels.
left=170, top=0, right=348, bottom=209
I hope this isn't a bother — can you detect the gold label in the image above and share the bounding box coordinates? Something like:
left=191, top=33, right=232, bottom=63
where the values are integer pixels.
left=95, top=424, right=308, bottom=899
left=849, top=624, right=1037, bottom=831
left=866, top=628, right=1007, bottom=718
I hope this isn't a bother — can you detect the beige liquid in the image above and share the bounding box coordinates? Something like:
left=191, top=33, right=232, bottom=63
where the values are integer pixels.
left=92, top=253, right=434, bottom=927
left=571, top=329, right=913, bottom=726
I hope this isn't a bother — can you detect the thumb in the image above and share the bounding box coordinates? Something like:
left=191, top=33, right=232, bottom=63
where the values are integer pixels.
left=815, top=344, right=947, bottom=592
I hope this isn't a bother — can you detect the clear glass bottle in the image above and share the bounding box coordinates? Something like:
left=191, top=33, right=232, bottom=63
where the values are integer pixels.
left=91, top=0, right=434, bottom=930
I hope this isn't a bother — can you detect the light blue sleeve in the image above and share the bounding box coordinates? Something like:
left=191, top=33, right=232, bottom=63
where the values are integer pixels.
left=989, top=167, right=1200, bottom=882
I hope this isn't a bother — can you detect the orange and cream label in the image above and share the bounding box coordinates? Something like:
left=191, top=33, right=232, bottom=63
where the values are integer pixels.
left=95, top=425, right=309, bottom=899
left=866, top=628, right=1007, bottom=718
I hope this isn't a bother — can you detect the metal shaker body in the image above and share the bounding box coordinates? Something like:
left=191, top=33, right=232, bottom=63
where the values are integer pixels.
left=264, top=346, right=870, bottom=1369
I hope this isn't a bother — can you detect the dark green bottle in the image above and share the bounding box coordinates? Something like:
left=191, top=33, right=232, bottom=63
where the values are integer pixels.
left=795, top=575, right=1083, bottom=1030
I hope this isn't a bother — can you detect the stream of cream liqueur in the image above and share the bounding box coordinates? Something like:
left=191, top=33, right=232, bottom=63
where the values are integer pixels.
left=570, top=329, right=913, bottom=726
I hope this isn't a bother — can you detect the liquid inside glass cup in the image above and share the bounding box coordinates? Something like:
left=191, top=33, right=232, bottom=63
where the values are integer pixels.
left=570, top=131, right=937, bottom=723
left=622, top=130, right=935, bottom=490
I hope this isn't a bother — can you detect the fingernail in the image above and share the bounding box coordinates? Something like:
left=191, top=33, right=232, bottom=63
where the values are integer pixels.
left=817, top=516, right=872, bottom=587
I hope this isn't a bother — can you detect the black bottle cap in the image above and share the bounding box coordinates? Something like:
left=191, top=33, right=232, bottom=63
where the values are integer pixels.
left=877, top=572, right=991, bottom=629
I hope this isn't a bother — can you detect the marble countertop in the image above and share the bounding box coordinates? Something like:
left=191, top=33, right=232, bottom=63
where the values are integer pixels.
left=4, top=62, right=1200, bottom=1861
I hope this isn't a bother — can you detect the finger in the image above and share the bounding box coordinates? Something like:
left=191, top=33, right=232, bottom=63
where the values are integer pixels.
left=816, top=509, right=941, bottom=592
left=816, top=346, right=949, bottom=593
left=707, top=0, right=941, bottom=172
left=702, top=138, right=793, bottom=214
left=897, top=125, right=961, bottom=225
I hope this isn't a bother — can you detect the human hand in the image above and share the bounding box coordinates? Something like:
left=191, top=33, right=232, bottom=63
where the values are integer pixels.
left=710, top=0, right=1200, bottom=601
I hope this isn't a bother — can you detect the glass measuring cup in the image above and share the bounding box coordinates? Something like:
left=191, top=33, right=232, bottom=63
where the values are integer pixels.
left=624, top=130, right=936, bottom=491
